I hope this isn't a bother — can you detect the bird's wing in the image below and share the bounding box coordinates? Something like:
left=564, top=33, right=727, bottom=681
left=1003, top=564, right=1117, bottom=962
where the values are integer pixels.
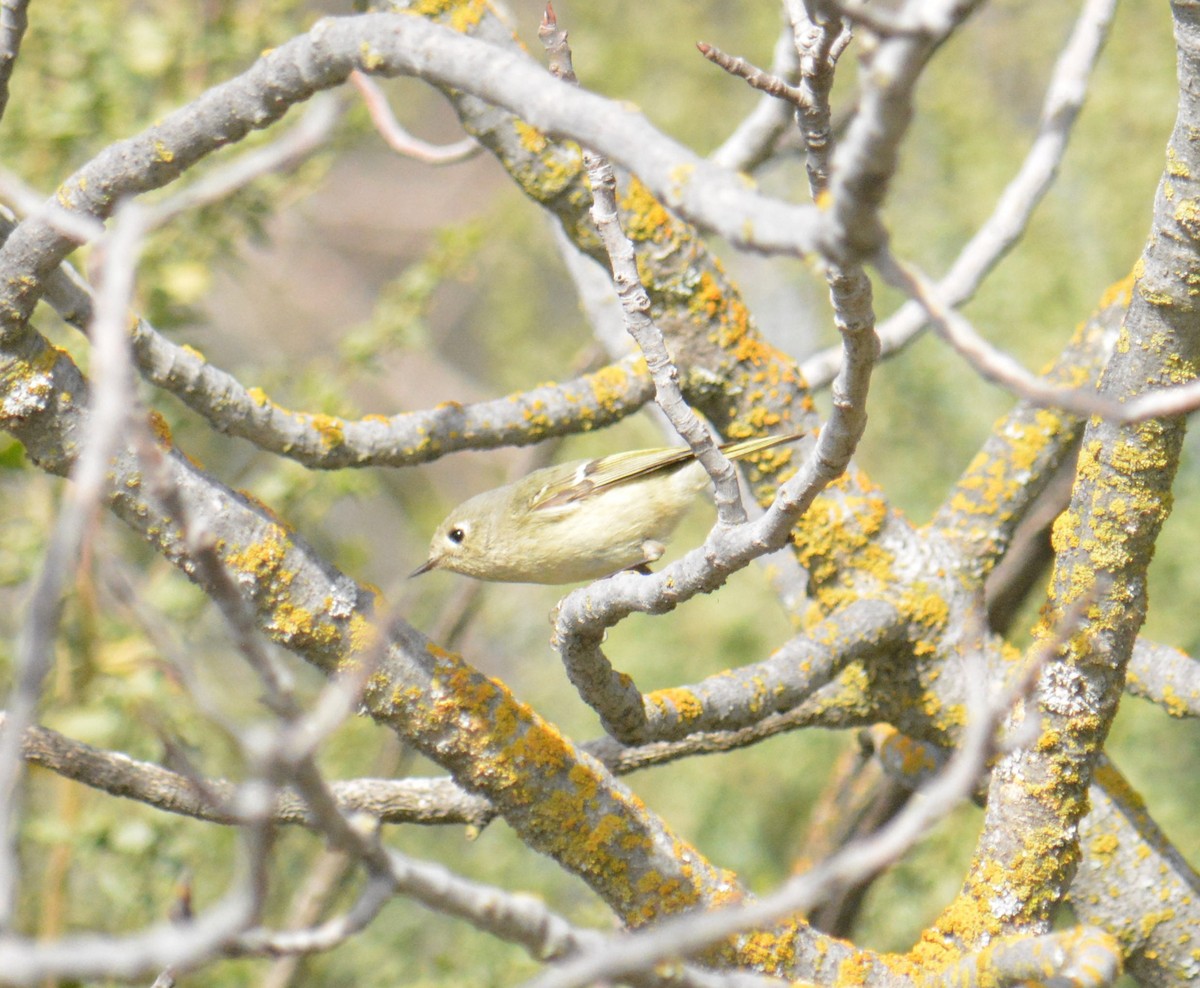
left=530, top=447, right=694, bottom=511
left=528, top=431, right=806, bottom=511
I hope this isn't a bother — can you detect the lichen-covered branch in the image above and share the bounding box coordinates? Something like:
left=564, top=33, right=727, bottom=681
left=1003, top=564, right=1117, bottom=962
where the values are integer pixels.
left=1125, top=638, right=1200, bottom=717
left=1072, top=758, right=1200, bottom=986
left=931, top=281, right=1127, bottom=577
left=923, top=0, right=1200, bottom=953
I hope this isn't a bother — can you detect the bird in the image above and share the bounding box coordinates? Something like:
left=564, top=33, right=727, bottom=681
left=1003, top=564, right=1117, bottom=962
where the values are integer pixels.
left=411, top=430, right=805, bottom=584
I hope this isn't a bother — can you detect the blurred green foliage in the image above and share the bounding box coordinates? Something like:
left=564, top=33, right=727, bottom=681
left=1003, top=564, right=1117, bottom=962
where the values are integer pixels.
left=0, top=0, right=1193, bottom=984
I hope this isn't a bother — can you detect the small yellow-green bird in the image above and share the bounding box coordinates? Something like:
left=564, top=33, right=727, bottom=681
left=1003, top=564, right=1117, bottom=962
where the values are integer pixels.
left=411, top=431, right=805, bottom=584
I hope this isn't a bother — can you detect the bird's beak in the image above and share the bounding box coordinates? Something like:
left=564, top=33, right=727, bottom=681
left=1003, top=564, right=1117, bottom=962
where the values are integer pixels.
left=409, top=557, right=439, bottom=578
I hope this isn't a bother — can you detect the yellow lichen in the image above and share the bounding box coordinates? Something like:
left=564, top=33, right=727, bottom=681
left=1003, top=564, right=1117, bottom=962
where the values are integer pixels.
left=308, top=413, right=346, bottom=450
left=147, top=410, right=173, bottom=447
left=620, top=177, right=674, bottom=243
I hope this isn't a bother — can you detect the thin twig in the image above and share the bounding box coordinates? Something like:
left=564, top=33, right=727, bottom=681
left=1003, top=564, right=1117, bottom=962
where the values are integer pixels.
left=539, top=3, right=746, bottom=525
left=696, top=41, right=812, bottom=110
left=875, top=247, right=1200, bottom=423
left=803, top=0, right=1118, bottom=389
left=350, top=70, right=480, bottom=163
left=709, top=26, right=803, bottom=173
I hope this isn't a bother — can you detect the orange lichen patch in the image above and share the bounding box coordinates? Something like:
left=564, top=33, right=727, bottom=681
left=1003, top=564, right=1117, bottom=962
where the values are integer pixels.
left=366, top=644, right=800, bottom=964
left=218, top=522, right=361, bottom=662
left=804, top=661, right=874, bottom=722
left=898, top=584, right=950, bottom=632
left=506, top=119, right=587, bottom=202
left=520, top=397, right=552, bottom=434
left=926, top=697, right=966, bottom=733
left=910, top=912, right=973, bottom=972
left=342, top=610, right=381, bottom=662
left=744, top=405, right=783, bottom=431
left=898, top=584, right=951, bottom=660
left=732, top=924, right=800, bottom=974
left=747, top=350, right=806, bottom=391
left=878, top=729, right=939, bottom=778
left=1141, top=910, right=1178, bottom=937
left=1175, top=198, right=1200, bottom=244
left=1066, top=423, right=1175, bottom=576
left=1109, top=420, right=1174, bottom=477
left=1167, top=145, right=1191, bottom=179
left=835, top=950, right=874, bottom=985
left=147, top=410, right=173, bottom=448
left=919, top=844, right=1068, bottom=964
left=1138, top=282, right=1177, bottom=307
left=1158, top=684, right=1190, bottom=718
left=647, top=687, right=704, bottom=724
left=1050, top=507, right=1081, bottom=554
left=246, top=386, right=270, bottom=408
left=690, top=270, right=726, bottom=321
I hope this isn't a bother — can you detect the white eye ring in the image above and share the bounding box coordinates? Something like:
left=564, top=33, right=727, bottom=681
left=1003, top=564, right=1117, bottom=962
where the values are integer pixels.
left=448, top=526, right=466, bottom=544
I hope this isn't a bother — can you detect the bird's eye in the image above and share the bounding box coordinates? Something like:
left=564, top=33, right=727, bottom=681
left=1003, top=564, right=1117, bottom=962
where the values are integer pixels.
left=447, top=527, right=466, bottom=544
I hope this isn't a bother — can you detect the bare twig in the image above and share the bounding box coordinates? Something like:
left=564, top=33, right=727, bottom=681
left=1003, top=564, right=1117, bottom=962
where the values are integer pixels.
left=350, top=70, right=480, bottom=163
left=876, top=247, right=1200, bottom=423
left=785, top=0, right=854, bottom=196
left=709, top=25, right=803, bottom=172
left=540, top=7, right=745, bottom=526
left=696, top=41, right=812, bottom=111
left=802, top=0, right=1117, bottom=389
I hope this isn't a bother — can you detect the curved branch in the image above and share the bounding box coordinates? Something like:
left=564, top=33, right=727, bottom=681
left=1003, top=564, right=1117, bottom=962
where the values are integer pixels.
left=1126, top=638, right=1200, bottom=718
left=801, top=0, right=1118, bottom=389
